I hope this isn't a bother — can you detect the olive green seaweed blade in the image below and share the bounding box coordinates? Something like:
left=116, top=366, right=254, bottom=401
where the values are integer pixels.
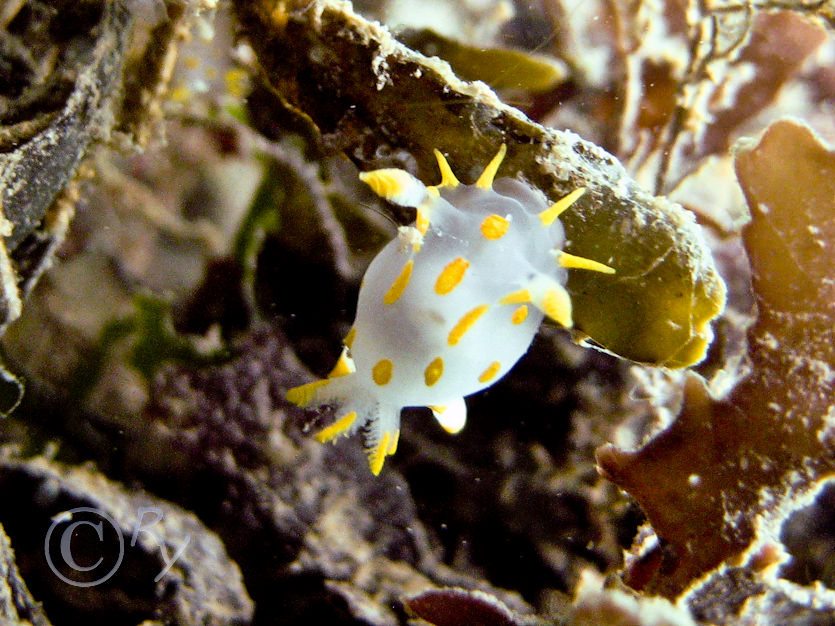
left=563, top=193, right=727, bottom=368
left=397, top=28, right=567, bottom=93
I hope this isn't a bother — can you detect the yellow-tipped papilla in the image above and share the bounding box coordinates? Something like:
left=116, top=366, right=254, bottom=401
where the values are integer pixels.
left=314, top=411, right=358, bottom=443
left=368, top=430, right=399, bottom=475
left=539, top=187, right=586, bottom=226
left=475, top=144, right=507, bottom=189
left=286, top=379, right=331, bottom=406
left=527, top=274, right=573, bottom=327
left=432, top=149, right=460, bottom=187
left=360, top=168, right=427, bottom=206
left=430, top=397, right=467, bottom=434
left=557, top=251, right=615, bottom=274
left=541, top=285, right=572, bottom=328
left=327, top=346, right=356, bottom=378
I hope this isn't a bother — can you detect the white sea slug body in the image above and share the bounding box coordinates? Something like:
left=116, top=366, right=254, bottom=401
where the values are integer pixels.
left=287, top=145, right=614, bottom=475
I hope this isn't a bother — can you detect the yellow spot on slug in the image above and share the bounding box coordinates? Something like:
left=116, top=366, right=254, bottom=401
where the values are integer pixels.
left=480, top=214, right=510, bottom=240
left=424, top=357, right=444, bottom=386
left=478, top=361, right=501, bottom=383
left=435, top=257, right=470, bottom=295
left=344, top=326, right=357, bottom=349
left=448, top=304, right=489, bottom=346
left=384, top=260, right=413, bottom=305
left=557, top=251, right=615, bottom=274
left=511, top=305, right=528, bottom=325
left=475, top=144, right=507, bottom=189
left=286, top=379, right=331, bottom=406
left=372, top=359, right=393, bottom=386
left=433, top=149, right=460, bottom=187
left=314, top=411, right=357, bottom=443
left=499, top=289, right=531, bottom=305
left=539, top=188, right=586, bottom=226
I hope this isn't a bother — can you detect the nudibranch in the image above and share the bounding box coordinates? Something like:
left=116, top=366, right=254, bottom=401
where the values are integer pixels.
left=287, top=145, right=614, bottom=474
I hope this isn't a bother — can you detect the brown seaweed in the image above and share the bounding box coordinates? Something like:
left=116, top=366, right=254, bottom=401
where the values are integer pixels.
left=598, top=118, right=835, bottom=602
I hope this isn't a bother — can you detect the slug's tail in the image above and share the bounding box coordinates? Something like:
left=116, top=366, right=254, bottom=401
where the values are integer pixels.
left=286, top=354, right=401, bottom=476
